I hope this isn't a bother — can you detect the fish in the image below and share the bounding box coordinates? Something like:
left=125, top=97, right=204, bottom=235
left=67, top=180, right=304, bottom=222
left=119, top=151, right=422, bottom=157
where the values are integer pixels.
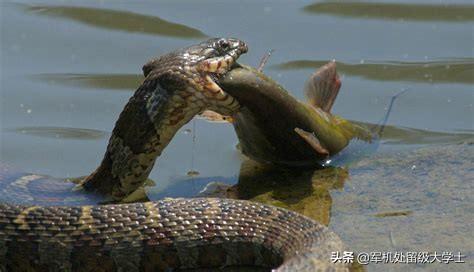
left=217, top=61, right=374, bottom=166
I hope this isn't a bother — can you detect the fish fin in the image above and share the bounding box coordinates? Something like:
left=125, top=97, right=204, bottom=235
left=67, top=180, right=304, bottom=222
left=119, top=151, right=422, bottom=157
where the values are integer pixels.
left=198, top=110, right=234, bottom=123
left=304, top=60, right=341, bottom=113
left=294, top=128, right=329, bottom=156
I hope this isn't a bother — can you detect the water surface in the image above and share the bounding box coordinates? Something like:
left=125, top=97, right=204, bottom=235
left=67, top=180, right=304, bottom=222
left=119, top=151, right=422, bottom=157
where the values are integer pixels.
left=1, top=1, right=473, bottom=271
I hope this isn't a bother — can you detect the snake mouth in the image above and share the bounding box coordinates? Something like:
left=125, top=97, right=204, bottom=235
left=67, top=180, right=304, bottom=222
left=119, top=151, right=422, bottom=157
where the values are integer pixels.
left=198, top=52, right=245, bottom=76
left=212, top=62, right=243, bottom=87
left=195, top=38, right=247, bottom=102
left=211, top=61, right=241, bottom=80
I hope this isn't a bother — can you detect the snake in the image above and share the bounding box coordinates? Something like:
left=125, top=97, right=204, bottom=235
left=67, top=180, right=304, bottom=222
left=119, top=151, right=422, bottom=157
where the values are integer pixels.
left=0, top=38, right=348, bottom=271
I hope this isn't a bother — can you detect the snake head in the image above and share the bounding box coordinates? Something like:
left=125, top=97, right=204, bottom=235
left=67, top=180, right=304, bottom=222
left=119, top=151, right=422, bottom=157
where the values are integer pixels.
left=142, top=38, right=248, bottom=78
left=140, top=38, right=247, bottom=117
left=195, top=38, right=248, bottom=74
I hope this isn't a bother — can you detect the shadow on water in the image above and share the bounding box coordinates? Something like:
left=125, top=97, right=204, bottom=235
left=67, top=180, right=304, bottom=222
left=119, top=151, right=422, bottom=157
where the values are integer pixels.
left=20, top=4, right=207, bottom=38
left=7, top=126, right=108, bottom=140
left=31, top=73, right=143, bottom=91
left=274, top=59, right=474, bottom=84
left=302, top=1, right=474, bottom=22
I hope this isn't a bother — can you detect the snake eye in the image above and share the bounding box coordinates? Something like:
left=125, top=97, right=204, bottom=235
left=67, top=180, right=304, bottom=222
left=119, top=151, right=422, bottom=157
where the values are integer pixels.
left=218, top=39, right=230, bottom=50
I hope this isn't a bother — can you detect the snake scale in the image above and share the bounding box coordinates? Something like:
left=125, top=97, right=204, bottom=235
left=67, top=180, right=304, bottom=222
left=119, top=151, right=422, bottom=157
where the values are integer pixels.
left=0, top=38, right=348, bottom=271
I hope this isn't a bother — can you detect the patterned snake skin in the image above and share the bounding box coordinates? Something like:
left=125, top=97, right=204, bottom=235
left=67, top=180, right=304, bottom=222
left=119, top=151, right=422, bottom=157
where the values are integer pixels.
left=0, top=39, right=347, bottom=271
left=80, top=38, right=246, bottom=201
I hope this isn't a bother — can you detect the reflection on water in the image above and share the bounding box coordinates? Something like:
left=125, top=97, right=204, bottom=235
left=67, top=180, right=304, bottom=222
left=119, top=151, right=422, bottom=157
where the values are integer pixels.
left=0, top=163, right=106, bottom=206
left=151, top=175, right=237, bottom=199
left=275, top=59, right=474, bottom=84
left=7, top=126, right=108, bottom=140
left=156, top=158, right=348, bottom=226
left=303, top=1, right=474, bottom=22
left=234, top=160, right=348, bottom=226
left=21, top=4, right=207, bottom=38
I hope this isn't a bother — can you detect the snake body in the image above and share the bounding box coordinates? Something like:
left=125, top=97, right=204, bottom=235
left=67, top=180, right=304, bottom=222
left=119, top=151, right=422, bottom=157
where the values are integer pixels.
left=0, top=39, right=347, bottom=271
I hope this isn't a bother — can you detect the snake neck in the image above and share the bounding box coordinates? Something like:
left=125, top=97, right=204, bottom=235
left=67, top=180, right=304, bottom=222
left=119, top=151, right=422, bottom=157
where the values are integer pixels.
left=79, top=38, right=246, bottom=202
left=80, top=68, right=240, bottom=202
left=80, top=79, right=203, bottom=201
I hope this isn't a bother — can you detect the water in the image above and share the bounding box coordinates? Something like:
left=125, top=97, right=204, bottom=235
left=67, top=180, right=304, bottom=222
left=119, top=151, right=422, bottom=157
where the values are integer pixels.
left=1, top=1, right=473, bottom=271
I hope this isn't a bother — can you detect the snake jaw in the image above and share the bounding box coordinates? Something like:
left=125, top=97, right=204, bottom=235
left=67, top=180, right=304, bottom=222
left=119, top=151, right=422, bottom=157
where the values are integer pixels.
left=198, top=55, right=234, bottom=74
left=203, top=75, right=224, bottom=94
left=192, top=38, right=247, bottom=113
left=196, top=55, right=238, bottom=100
